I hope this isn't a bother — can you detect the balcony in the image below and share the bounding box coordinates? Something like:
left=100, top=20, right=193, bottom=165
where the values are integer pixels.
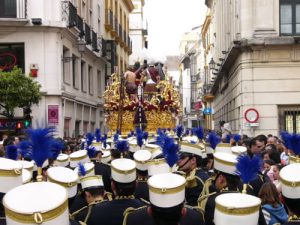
left=0, top=0, right=29, bottom=26
left=126, top=36, right=132, bottom=54
left=85, top=23, right=91, bottom=45
left=92, top=31, right=99, bottom=52
left=121, top=30, right=126, bottom=48
left=111, top=16, right=118, bottom=37
left=100, top=37, right=107, bottom=57
left=105, top=9, right=113, bottom=31
left=77, top=15, right=84, bottom=38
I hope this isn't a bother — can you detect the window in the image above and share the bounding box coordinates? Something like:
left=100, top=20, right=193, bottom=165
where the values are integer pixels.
left=279, top=105, right=300, bottom=133
left=97, top=70, right=102, bottom=97
left=88, top=65, right=93, bottom=95
left=63, top=47, right=71, bottom=84
left=0, top=0, right=16, bottom=18
left=98, top=5, right=101, bottom=34
left=83, top=121, right=89, bottom=133
left=81, top=60, right=87, bottom=92
left=280, top=0, right=300, bottom=35
left=72, top=55, right=78, bottom=89
left=0, top=43, right=24, bottom=72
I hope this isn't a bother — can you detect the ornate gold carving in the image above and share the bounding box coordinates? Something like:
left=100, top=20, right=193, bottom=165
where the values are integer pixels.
left=104, top=73, right=180, bottom=134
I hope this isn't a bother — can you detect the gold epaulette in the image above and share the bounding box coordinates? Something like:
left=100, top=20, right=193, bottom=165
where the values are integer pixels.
left=123, top=206, right=148, bottom=225
left=200, top=177, right=215, bottom=197
left=70, top=206, right=88, bottom=220
left=139, top=198, right=150, bottom=205
left=70, top=199, right=105, bottom=219
left=104, top=192, right=113, bottom=201
left=197, top=192, right=217, bottom=210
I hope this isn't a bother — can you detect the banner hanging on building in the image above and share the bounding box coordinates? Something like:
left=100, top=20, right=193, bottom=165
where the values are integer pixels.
left=48, top=105, right=59, bottom=126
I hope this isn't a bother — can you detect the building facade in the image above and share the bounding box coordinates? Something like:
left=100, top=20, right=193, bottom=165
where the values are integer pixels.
left=129, top=0, right=147, bottom=65
left=0, top=0, right=133, bottom=138
left=179, top=29, right=203, bottom=128
left=203, top=0, right=300, bottom=136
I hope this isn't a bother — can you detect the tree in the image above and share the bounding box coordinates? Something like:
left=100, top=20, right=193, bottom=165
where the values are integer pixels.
left=0, top=67, right=41, bottom=121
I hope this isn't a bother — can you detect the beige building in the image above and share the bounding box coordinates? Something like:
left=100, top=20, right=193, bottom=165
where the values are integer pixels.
left=202, top=0, right=300, bottom=136
left=104, top=0, right=134, bottom=74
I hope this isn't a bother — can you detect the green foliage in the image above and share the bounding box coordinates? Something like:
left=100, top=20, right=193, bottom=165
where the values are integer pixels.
left=0, top=67, right=41, bottom=119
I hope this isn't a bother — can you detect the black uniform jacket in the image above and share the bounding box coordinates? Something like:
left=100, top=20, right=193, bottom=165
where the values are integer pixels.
left=123, top=205, right=205, bottom=225
left=86, top=197, right=145, bottom=225
left=134, top=177, right=149, bottom=202
left=185, top=168, right=209, bottom=206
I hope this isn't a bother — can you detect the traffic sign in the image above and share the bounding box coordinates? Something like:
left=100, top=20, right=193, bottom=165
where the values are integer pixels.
left=244, top=108, right=259, bottom=123
left=203, top=108, right=212, bottom=115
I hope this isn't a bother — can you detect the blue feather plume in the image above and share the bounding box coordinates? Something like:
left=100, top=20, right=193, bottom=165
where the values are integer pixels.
left=86, top=146, right=97, bottom=158
left=208, top=132, right=221, bottom=150
left=236, top=155, right=262, bottom=184
left=156, top=131, right=167, bottom=148
left=86, top=133, right=94, bottom=146
left=50, top=139, right=64, bottom=160
left=5, top=145, right=18, bottom=160
left=176, top=125, right=184, bottom=138
left=19, top=140, right=32, bottom=159
left=78, top=162, right=86, bottom=176
left=143, top=132, right=148, bottom=141
left=162, top=137, right=179, bottom=167
left=193, top=127, right=204, bottom=140
left=233, top=134, right=241, bottom=143
left=113, top=133, right=119, bottom=143
left=280, top=131, right=291, bottom=149
left=136, top=127, right=142, bottom=135
left=101, top=134, right=107, bottom=149
left=116, top=129, right=121, bottom=135
left=157, top=128, right=161, bottom=134
left=137, top=133, right=143, bottom=148
left=288, top=134, right=300, bottom=155
left=27, top=127, right=55, bottom=167
left=226, top=134, right=231, bottom=143
left=95, top=128, right=101, bottom=142
left=116, top=140, right=129, bottom=153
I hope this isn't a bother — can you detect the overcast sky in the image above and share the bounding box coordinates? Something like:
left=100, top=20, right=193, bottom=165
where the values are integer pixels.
left=144, top=0, right=207, bottom=57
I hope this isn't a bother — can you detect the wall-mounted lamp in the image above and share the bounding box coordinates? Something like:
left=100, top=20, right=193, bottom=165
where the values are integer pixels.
left=209, top=58, right=216, bottom=70
left=77, top=38, right=86, bottom=53
left=222, top=51, right=228, bottom=54
left=32, top=18, right=42, bottom=25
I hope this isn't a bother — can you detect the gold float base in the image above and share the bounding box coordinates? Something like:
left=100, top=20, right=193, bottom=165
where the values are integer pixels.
left=107, top=110, right=176, bottom=135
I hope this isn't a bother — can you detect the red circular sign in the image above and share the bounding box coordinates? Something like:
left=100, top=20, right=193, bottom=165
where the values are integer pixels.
left=244, top=108, right=259, bottom=123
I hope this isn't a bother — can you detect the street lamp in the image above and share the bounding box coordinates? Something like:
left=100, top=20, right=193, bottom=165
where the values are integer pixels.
left=209, top=58, right=216, bottom=70
left=77, top=38, right=86, bottom=54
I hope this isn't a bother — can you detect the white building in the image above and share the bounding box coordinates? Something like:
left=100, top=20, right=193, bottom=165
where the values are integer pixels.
left=179, top=30, right=202, bottom=128
left=0, top=0, right=133, bottom=138
left=202, top=0, right=300, bottom=136
left=129, top=0, right=147, bottom=65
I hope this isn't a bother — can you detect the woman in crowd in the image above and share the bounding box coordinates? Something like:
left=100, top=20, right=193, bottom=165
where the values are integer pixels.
left=259, top=182, right=288, bottom=225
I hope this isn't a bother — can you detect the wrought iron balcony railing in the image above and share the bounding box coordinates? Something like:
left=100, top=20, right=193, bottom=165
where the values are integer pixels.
left=85, top=23, right=91, bottom=45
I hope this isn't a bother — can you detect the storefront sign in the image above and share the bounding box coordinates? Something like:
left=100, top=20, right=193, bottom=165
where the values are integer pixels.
left=48, top=105, right=59, bottom=126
